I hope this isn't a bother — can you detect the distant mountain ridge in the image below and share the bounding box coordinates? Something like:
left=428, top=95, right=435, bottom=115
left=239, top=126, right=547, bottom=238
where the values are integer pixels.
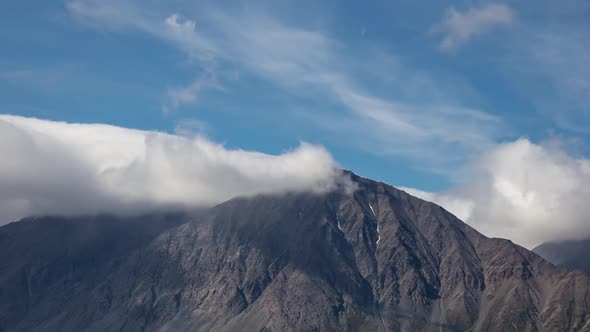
left=534, top=238, right=590, bottom=273
left=1, top=172, right=589, bottom=331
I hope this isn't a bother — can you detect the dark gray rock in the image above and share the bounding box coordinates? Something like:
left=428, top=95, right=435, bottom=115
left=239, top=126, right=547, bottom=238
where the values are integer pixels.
left=1, top=172, right=589, bottom=331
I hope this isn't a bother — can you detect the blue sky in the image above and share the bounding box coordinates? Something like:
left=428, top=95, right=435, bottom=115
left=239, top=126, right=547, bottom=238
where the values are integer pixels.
left=2, top=0, right=590, bottom=192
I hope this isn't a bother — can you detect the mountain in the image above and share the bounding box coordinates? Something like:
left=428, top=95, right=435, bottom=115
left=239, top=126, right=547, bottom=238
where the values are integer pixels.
left=1, top=172, right=590, bottom=331
left=534, top=238, right=590, bottom=273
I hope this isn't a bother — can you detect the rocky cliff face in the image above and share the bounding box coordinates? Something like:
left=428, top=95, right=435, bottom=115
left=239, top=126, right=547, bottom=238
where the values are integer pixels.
left=1, top=173, right=590, bottom=331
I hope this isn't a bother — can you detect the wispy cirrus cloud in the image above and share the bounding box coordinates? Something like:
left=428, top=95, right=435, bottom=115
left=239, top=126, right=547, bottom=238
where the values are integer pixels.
left=67, top=0, right=503, bottom=169
left=433, top=3, right=515, bottom=52
left=526, top=30, right=590, bottom=132
left=0, top=64, right=76, bottom=91
left=163, top=75, right=222, bottom=113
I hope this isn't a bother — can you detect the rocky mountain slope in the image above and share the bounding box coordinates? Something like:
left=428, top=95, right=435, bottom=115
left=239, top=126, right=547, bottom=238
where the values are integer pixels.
left=534, top=238, right=590, bottom=273
left=1, top=172, right=590, bottom=331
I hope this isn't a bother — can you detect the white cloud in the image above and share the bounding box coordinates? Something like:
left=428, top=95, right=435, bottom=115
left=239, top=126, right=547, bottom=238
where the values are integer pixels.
left=164, top=76, right=222, bottom=112
left=434, top=3, right=515, bottom=51
left=67, top=2, right=218, bottom=63
left=399, top=187, right=474, bottom=223
left=0, top=115, right=345, bottom=224
left=405, top=139, right=590, bottom=248
left=165, top=13, right=195, bottom=32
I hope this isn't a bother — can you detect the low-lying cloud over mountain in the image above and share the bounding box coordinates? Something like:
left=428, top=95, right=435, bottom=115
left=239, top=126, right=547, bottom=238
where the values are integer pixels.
left=404, top=139, right=590, bottom=248
left=0, top=115, right=343, bottom=224
left=3, top=115, right=590, bottom=249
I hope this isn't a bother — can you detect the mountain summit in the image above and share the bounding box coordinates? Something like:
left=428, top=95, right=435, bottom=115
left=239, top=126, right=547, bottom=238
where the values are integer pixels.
left=1, top=172, right=589, bottom=331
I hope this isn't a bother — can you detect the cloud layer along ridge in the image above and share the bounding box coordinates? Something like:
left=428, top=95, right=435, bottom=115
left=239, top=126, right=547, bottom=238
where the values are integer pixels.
left=0, top=115, right=342, bottom=223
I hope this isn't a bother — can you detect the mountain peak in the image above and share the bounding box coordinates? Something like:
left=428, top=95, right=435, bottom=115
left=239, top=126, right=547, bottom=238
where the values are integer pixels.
left=1, top=174, right=590, bottom=331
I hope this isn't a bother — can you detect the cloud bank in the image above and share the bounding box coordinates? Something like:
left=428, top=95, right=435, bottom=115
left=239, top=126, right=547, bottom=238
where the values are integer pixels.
left=0, top=115, right=343, bottom=224
left=434, top=3, right=514, bottom=51
left=404, top=139, right=590, bottom=248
